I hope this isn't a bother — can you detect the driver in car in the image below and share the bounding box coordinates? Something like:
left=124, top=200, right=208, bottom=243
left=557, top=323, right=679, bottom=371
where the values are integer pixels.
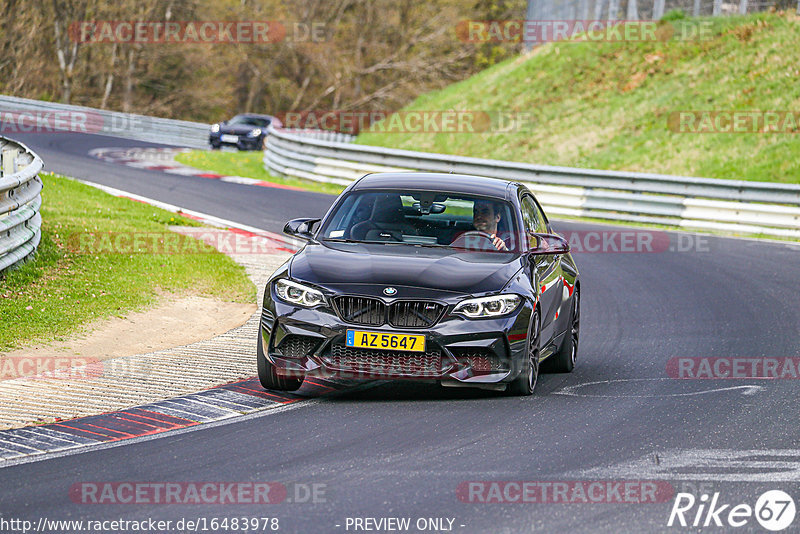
left=465, top=199, right=508, bottom=251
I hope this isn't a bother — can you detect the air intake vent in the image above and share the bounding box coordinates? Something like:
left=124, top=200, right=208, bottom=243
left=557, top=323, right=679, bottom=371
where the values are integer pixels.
left=450, top=348, right=508, bottom=372
left=323, top=344, right=443, bottom=377
left=276, top=335, right=320, bottom=358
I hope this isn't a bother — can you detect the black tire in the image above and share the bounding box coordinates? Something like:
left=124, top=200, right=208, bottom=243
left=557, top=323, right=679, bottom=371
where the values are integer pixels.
left=507, top=309, right=540, bottom=396
left=257, top=327, right=304, bottom=391
left=542, top=289, right=579, bottom=373
left=210, top=142, right=221, bottom=150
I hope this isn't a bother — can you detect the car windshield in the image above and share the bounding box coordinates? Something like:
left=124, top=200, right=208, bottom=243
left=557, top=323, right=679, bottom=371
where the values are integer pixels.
left=319, top=190, right=519, bottom=252
left=228, top=115, right=270, bottom=127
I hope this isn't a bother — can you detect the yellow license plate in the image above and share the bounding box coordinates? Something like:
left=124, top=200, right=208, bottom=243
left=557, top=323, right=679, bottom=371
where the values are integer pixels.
left=346, top=330, right=426, bottom=352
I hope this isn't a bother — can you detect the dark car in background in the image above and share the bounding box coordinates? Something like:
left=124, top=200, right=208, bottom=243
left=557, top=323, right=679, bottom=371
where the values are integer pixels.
left=209, top=113, right=276, bottom=150
left=257, top=172, right=581, bottom=396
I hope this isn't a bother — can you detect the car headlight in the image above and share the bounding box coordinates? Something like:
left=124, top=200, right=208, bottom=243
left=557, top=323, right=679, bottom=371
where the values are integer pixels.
left=248, top=128, right=262, bottom=137
left=274, top=279, right=326, bottom=308
left=210, top=123, right=220, bottom=133
left=452, top=294, right=522, bottom=318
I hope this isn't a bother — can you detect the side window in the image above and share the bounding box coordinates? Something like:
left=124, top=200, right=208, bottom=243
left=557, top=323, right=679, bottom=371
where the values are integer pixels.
left=531, top=199, right=548, bottom=233
left=520, top=195, right=541, bottom=233
left=521, top=195, right=548, bottom=250
left=324, top=195, right=358, bottom=237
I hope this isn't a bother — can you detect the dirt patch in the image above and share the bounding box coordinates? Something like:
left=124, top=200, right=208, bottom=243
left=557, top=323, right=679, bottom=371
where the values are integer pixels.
left=0, top=295, right=256, bottom=380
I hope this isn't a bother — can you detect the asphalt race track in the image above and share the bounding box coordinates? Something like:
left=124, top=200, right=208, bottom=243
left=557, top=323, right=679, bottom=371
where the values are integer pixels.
left=2, top=132, right=800, bottom=533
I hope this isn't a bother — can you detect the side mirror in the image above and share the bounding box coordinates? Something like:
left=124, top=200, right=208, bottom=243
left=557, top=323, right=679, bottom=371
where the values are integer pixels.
left=528, top=232, right=570, bottom=255
left=283, top=218, right=321, bottom=242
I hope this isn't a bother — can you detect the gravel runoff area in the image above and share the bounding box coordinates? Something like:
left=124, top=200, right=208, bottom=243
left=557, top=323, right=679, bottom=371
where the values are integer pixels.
left=0, top=232, right=291, bottom=430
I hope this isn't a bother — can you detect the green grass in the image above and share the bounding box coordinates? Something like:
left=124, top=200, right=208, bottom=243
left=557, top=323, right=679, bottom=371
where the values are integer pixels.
left=0, top=173, right=255, bottom=351
left=174, top=150, right=345, bottom=195
left=356, top=12, right=800, bottom=183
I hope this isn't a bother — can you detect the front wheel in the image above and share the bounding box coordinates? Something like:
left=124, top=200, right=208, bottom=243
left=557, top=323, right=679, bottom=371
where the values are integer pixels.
left=257, top=327, right=304, bottom=391
left=543, top=289, right=579, bottom=373
left=508, top=309, right=540, bottom=396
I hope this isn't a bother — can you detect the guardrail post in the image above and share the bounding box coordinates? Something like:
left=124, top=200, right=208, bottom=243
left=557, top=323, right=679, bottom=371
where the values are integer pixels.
left=2, top=148, right=19, bottom=176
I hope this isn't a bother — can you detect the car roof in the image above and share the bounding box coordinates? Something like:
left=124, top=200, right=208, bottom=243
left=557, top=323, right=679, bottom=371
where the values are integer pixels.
left=352, top=172, right=515, bottom=200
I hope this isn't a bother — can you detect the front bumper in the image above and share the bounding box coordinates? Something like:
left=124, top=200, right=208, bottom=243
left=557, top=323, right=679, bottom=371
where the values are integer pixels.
left=209, top=133, right=263, bottom=150
left=260, top=297, right=532, bottom=386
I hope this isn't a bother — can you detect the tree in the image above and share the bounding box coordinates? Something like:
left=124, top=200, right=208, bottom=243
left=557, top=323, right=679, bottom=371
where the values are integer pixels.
left=50, top=0, right=88, bottom=103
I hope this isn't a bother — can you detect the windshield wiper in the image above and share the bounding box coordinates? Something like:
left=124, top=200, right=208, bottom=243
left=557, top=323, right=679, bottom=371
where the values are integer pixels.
left=404, top=243, right=450, bottom=248
left=324, top=238, right=463, bottom=249
left=323, top=238, right=439, bottom=246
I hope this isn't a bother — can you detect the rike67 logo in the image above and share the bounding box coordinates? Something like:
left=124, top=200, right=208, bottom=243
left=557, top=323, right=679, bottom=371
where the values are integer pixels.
left=668, top=490, right=796, bottom=531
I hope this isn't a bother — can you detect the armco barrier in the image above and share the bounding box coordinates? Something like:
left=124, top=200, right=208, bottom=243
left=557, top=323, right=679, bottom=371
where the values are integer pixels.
left=0, top=136, right=44, bottom=273
left=0, top=95, right=209, bottom=149
left=263, top=126, right=800, bottom=239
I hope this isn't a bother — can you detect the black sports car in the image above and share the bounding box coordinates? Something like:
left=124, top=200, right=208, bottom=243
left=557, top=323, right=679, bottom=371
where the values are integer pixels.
left=258, top=172, right=580, bottom=395
left=209, top=114, right=275, bottom=150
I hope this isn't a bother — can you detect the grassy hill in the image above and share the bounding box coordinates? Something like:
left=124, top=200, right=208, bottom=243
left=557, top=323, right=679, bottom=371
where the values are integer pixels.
left=357, top=12, right=800, bottom=183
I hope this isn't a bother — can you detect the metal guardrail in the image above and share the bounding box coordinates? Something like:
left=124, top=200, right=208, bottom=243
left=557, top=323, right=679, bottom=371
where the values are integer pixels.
left=0, top=136, right=44, bottom=274
left=0, top=95, right=210, bottom=150
left=264, top=126, right=800, bottom=238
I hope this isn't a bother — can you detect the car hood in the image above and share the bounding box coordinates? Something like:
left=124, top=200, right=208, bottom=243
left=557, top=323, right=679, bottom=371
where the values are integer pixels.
left=289, top=241, right=523, bottom=295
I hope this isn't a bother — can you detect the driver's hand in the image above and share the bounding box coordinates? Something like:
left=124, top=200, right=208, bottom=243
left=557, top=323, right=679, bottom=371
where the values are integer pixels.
left=491, top=234, right=507, bottom=251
